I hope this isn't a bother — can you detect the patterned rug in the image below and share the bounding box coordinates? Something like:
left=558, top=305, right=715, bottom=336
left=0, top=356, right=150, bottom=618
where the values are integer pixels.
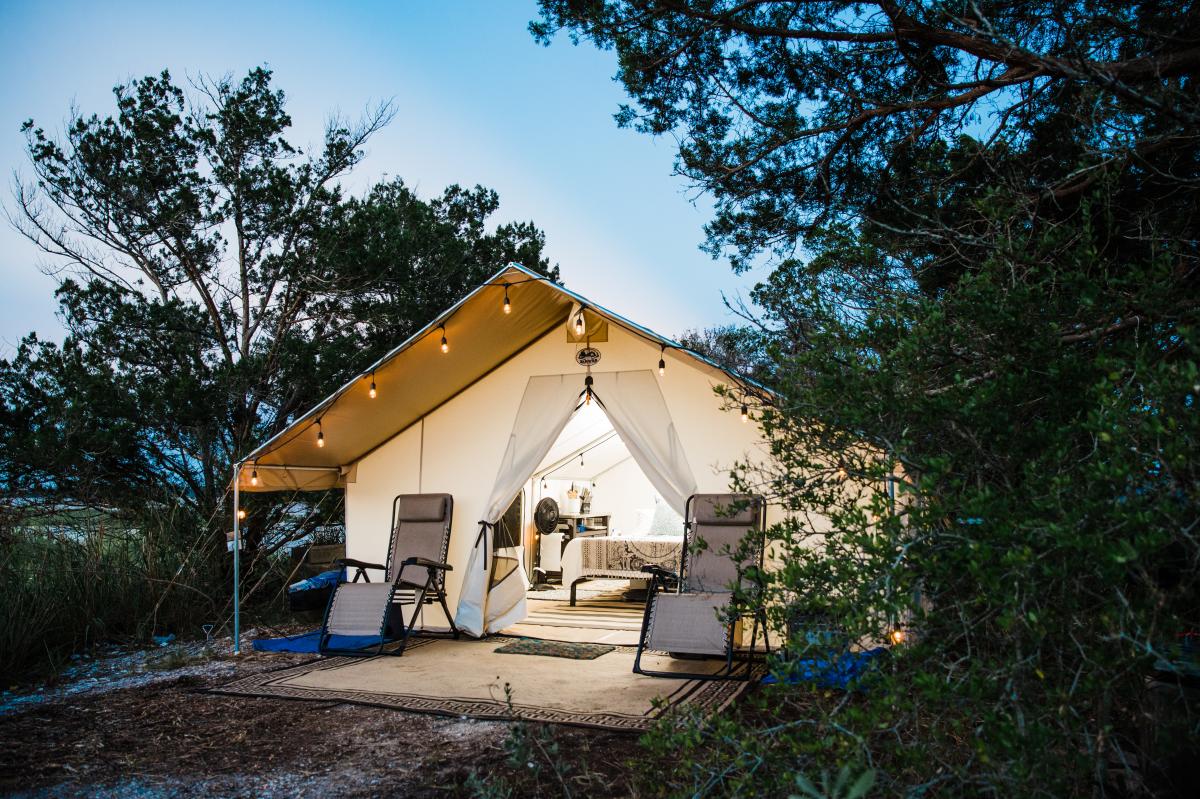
left=522, top=594, right=646, bottom=632
left=211, top=637, right=754, bottom=732
left=526, top=578, right=629, bottom=602
left=494, top=638, right=615, bottom=660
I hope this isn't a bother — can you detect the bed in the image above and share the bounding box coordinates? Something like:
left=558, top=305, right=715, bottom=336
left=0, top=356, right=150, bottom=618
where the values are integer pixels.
left=560, top=534, right=684, bottom=606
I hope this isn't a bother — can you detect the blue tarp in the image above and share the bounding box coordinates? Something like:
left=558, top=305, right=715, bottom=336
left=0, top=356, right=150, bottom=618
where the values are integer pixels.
left=762, top=647, right=887, bottom=690
left=288, top=570, right=341, bottom=594
left=252, top=630, right=384, bottom=653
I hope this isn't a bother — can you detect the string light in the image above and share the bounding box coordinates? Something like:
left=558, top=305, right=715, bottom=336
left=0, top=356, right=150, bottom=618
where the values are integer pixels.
left=250, top=465, right=258, bottom=487
left=369, top=370, right=377, bottom=399
left=503, top=284, right=511, bottom=314
left=835, top=464, right=848, bottom=482
left=574, top=307, right=585, bottom=336
left=580, top=453, right=585, bottom=467
left=440, top=325, right=449, bottom=353
left=741, top=404, right=749, bottom=423
left=237, top=508, right=247, bottom=521
left=890, top=628, right=906, bottom=645
left=658, top=344, right=666, bottom=376
left=317, top=418, right=325, bottom=448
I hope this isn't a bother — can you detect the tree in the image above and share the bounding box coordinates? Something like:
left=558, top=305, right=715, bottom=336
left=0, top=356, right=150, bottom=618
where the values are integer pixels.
left=0, top=68, right=554, bottom=650
left=537, top=2, right=1198, bottom=795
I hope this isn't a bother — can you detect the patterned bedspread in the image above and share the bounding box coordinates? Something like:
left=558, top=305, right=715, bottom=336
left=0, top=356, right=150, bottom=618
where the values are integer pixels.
left=560, top=535, right=683, bottom=587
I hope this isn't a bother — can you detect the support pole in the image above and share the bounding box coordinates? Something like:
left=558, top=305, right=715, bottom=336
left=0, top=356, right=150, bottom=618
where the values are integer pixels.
left=232, top=462, right=241, bottom=655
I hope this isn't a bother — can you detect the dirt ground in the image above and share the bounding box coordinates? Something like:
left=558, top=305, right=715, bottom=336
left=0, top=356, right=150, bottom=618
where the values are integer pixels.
left=0, top=641, right=642, bottom=798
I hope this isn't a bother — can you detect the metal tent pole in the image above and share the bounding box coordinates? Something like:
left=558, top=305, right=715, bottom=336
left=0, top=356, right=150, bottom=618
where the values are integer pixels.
left=232, top=462, right=241, bottom=655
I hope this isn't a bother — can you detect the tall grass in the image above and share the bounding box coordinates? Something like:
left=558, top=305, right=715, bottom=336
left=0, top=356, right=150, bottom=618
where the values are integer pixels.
left=0, top=509, right=294, bottom=684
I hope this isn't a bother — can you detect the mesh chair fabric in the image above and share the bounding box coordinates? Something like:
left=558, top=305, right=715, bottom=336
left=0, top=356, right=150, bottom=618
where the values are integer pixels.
left=645, top=592, right=731, bottom=655
left=326, top=583, right=392, bottom=636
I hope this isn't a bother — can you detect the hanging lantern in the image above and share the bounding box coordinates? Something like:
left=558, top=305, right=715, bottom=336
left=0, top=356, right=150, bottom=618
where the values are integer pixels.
left=317, top=418, right=325, bottom=448
left=741, top=404, right=749, bottom=423
left=250, top=467, right=259, bottom=487
left=574, top=306, right=586, bottom=336
left=369, top=370, right=377, bottom=399
left=440, top=324, right=449, bottom=353
left=658, top=344, right=666, bottom=376
left=503, top=284, right=511, bottom=314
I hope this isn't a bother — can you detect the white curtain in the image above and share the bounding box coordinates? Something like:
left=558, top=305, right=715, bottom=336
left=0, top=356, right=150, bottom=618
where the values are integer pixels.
left=454, top=369, right=698, bottom=638
left=455, top=374, right=584, bottom=637
left=591, top=370, right=697, bottom=514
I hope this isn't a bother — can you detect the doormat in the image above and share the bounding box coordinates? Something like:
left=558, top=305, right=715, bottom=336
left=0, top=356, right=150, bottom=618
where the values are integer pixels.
left=494, top=638, right=615, bottom=660
left=210, top=638, right=755, bottom=732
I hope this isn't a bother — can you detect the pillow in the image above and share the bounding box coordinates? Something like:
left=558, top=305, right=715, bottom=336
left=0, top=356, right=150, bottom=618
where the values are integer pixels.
left=648, top=502, right=685, bottom=536
left=396, top=494, right=447, bottom=522
left=629, top=508, right=654, bottom=535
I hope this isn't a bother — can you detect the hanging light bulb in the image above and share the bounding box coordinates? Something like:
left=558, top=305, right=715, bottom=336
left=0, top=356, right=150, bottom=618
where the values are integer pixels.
left=580, top=453, right=585, bottom=467
left=237, top=508, right=247, bottom=521
left=440, top=325, right=449, bottom=354
left=835, top=464, right=848, bottom=482
left=542, top=479, right=548, bottom=490
left=574, top=308, right=585, bottom=336
left=250, top=467, right=259, bottom=487
left=317, top=418, right=325, bottom=448
left=658, top=344, right=666, bottom=376
left=890, top=628, right=906, bottom=645
left=369, top=370, right=377, bottom=399
left=503, top=285, right=511, bottom=314
left=741, top=404, right=749, bottom=423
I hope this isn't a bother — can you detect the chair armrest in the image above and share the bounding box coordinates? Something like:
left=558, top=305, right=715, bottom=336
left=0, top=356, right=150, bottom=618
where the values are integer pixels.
left=641, top=564, right=678, bottom=581
left=335, top=557, right=387, bottom=583
left=402, top=556, right=453, bottom=572
left=336, top=557, right=387, bottom=571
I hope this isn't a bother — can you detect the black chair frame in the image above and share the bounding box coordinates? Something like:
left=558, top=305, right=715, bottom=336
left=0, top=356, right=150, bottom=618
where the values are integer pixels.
left=319, top=494, right=461, bottom=656
left=632, top=494, right=770, bottom=680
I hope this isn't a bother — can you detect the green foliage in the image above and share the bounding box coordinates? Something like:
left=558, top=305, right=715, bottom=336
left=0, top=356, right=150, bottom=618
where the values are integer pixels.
left=539, top=2, right=1198, bottom=796
left=791, top=766, right=876, bottom=799
left=534, top=1, right=1194, bottom=270
left=0, top=510, right=210, bottom=682
left=469, top=683, right=577, bottom=799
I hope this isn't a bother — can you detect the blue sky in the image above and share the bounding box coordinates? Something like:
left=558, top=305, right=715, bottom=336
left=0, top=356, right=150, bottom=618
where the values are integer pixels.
left=0, top=0, right=762, bottom=357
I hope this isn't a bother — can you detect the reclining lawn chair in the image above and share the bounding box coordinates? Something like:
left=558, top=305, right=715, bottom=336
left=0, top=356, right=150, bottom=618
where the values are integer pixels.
left=633, top=493, right=768, bottom=680
left=318, top=493, right=459, bottom=656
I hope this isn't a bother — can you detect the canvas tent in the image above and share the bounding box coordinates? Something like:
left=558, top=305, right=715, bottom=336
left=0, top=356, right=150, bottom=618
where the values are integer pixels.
left=231, top=263, right=777, bottom=651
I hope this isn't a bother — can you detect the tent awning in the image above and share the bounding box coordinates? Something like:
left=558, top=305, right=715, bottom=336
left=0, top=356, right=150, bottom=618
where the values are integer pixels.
left=237, top=263, right=760, bottom=492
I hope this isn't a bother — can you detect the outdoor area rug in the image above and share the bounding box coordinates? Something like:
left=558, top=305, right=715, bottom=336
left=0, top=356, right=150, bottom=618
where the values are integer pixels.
left=493, top=638, right=615, bottom=660
left=210, top=637, right=753, bottom=732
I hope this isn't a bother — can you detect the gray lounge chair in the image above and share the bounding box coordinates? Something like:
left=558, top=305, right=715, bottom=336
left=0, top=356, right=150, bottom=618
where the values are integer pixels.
left=633, top=493, right=768, bottom=679
left=319, top=493, right=459, bottom=656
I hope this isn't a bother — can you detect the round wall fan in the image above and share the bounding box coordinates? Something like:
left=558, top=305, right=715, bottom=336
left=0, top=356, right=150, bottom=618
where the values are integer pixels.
left=534, top=497, right=560, bottom=535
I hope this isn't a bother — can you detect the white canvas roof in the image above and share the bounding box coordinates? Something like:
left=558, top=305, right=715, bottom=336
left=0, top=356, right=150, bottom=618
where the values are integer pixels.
left=239, top=263, right=758, bottom=492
